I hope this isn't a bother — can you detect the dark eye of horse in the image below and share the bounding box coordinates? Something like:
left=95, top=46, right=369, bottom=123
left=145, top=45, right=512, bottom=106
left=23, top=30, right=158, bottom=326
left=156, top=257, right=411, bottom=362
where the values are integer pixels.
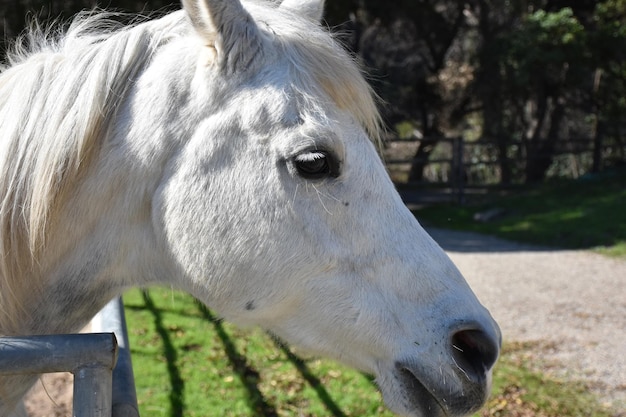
left=293, top=150, right=339, bottom=180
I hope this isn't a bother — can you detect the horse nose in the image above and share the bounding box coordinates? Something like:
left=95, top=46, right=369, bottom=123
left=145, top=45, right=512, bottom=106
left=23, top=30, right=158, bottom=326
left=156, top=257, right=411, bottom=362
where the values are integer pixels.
left=450, top=324, right=500, bottom=383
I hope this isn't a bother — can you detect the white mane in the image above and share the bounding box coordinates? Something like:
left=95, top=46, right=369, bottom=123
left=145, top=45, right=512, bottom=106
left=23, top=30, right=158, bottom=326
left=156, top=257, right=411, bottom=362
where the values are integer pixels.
left=0, top=12, right=186, bottom=333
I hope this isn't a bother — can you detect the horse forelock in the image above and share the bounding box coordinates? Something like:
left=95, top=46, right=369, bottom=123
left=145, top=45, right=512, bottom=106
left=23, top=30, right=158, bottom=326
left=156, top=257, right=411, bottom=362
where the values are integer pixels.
left=271, top=12, right=382, bottom=143
left=0, top=12, right=182, bottom=333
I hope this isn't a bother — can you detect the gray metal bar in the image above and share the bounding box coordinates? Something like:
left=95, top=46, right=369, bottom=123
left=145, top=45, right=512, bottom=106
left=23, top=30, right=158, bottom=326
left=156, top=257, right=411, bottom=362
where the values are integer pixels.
left=0, top=333, right=117, bottom=375
left=92, top=297, right=140, bottom=417
left=0, top=333, right=117, bottom=417
left=74, top=365, right=113, bottom=417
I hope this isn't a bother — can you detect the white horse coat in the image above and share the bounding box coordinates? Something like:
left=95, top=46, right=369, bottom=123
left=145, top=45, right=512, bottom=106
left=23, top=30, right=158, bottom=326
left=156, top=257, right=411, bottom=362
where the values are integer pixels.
left=0, top=1, right=500, bottom=416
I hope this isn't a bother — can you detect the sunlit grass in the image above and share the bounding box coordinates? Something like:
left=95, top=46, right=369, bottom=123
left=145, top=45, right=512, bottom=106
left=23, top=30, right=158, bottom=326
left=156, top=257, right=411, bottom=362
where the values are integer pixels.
left=125, top=288, right=395, bottom=417
left=414, top=168, right=626, bottom=256
left=596, top=241, right=626, bottom=257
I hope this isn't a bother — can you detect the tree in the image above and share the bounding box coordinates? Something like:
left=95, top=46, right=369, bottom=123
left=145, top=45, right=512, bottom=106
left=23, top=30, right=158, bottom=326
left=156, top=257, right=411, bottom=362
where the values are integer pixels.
left=588, top=0, right=626, bottom=171
left=500, top=8, right=586, bottom=183
left=325, top=1, right=478, bottom=183
left=468, top=1, right=623, bottom=183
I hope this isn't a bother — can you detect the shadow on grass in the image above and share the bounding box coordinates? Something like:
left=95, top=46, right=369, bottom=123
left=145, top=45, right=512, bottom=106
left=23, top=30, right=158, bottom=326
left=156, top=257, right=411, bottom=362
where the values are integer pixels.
left=124, top=303, right=203, bottom=318
left=141, top=290, right=185, bottom=417
left=196, top=302, right=279, bottom=417
left=272, top=339, right=348, bottom=417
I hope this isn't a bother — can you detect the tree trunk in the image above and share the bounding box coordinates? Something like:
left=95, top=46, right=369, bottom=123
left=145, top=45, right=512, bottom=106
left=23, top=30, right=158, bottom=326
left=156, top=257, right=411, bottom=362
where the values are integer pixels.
left=525, top=97, right=565, bottom=183
left=408, top=104, right=443, bottom=183
left=408, top=136, right=439, bottom=182
left=591, top=69, right=604, bottom=173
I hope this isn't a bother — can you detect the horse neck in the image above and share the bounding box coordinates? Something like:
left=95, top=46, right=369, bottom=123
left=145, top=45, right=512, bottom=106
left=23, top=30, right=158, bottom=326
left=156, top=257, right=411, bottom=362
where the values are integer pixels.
left=0, top=13, right=191, bottom=414
left=0, top=375, right=39, bottom=417
left=0, top=109, right=182, bottom=417
left=0, top=137, right=178, bottom=338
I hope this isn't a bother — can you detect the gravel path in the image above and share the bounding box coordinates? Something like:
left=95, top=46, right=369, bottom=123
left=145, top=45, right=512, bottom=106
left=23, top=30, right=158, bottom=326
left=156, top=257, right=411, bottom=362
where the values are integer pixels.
left=427, top=227, right=626, bottom=413
left=24, top=228, right=626, bottom=416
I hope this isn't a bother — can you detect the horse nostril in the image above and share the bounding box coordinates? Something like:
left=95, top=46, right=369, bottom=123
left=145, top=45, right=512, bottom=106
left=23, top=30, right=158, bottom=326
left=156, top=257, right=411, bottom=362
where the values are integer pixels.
left=450, top=328, right=499, bottom=382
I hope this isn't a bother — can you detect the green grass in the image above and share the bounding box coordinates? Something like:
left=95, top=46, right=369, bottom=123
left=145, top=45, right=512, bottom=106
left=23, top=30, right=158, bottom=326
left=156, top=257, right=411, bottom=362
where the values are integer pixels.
left=483, top=342, right=615, bottom=417
left=124, top=288, right=616, bottom=417
left=125, top=288, right=393, bottom=417
left=413, top=168, right=626, bottom=257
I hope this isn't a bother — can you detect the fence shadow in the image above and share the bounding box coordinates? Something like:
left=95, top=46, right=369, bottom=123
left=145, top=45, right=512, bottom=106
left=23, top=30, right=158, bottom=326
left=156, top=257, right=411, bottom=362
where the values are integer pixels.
left=139, top=292, right=359, bottom=417
left=141, top=290, right=185, bottom=417
left=196, top=302, right=279, bottom=417
left=272, top=339, right=348, bottom=417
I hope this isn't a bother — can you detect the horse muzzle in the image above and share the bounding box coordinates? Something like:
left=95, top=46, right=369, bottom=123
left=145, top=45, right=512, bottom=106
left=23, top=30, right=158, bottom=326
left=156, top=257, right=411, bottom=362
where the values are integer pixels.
left=381, top=321, right=501, bottom=417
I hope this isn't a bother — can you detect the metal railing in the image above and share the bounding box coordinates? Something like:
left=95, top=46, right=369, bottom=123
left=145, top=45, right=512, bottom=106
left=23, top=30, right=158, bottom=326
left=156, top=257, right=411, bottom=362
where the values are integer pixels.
left=0, top=333, right=117, bottom=417
left=93, top=297, right=140, bottom=417
left=0, top=297, right=139, bottom=417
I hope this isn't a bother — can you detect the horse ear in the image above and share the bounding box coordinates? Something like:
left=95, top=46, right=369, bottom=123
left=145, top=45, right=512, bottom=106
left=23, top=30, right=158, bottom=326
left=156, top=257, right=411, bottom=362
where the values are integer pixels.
left=280, top=0, right=325, bottom=22
left=181, top=0, right=264, bottom=73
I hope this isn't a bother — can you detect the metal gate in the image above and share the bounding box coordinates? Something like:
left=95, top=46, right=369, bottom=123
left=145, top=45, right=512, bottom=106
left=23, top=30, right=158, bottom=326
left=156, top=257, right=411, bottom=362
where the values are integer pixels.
left=0, top=297, right=139, bottom=417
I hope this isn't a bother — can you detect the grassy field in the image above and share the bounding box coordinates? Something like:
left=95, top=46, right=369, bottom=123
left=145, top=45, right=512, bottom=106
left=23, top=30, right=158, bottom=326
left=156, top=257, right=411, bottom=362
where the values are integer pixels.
left=124, top=287, right=616, bottom=417
left=413, top=168, right=626, bottom=257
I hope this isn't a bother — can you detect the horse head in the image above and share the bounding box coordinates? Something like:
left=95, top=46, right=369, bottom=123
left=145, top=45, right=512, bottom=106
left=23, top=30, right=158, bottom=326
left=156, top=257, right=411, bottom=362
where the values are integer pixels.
left=0, top=0, right=500, bottom=416
left=140, top=1, right=501, bottom=416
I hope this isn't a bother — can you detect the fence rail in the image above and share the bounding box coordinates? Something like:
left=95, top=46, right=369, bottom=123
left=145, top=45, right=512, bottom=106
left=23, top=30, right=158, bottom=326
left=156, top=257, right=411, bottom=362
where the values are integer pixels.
left=93, top=297, right=140, bottom=417
left=0, top=297, right=139, bottom=417
left=385, top=136, right=626, bottom=204
left=0, top=333, right=117, bottom=417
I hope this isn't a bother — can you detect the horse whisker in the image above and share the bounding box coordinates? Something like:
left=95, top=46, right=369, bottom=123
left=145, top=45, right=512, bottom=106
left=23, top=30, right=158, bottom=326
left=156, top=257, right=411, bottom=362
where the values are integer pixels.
left=312, top=184, right=333, bottom=215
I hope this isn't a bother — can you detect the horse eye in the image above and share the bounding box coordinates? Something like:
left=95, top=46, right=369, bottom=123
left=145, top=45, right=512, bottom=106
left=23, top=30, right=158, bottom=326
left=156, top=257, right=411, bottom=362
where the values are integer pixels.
left=293, top=150, right=339, bottom=179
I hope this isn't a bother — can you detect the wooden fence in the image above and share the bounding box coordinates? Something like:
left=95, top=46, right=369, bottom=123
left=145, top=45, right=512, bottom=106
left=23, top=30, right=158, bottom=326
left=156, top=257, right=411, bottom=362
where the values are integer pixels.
left=384, top=136, right=626, bottom=205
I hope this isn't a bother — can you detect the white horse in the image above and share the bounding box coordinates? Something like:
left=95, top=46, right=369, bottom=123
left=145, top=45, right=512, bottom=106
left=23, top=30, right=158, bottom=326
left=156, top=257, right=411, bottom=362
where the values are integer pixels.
left=0, top=0, right=500, bottom=416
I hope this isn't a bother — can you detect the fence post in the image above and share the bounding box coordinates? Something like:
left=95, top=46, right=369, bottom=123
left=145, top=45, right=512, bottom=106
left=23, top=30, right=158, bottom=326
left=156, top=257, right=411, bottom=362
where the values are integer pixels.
left=92, top=297, right=140, bottom=417
left=452, top=137, right=465, bottom=204
left=74, top=365, right=113, bottom=417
